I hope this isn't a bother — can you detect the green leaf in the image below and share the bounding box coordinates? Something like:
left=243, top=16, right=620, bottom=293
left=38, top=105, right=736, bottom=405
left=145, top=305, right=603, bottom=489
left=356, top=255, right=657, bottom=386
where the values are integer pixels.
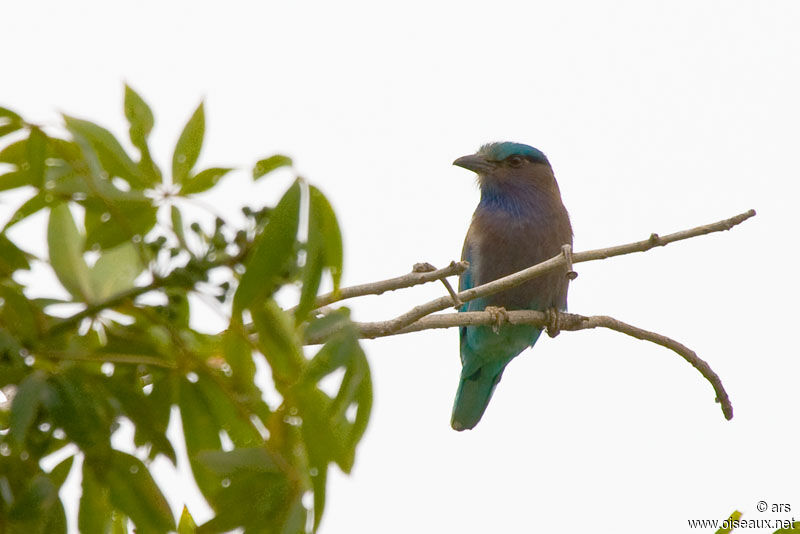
left=171, top=205, right=187, bottom=247
left=79, top=462, right=112, bottom=534
left=172, top=102, right=204, bottom=185
left=3, top=192, right=48, bottom=231
left=301, top=326, right=356, bottom=385
left=332, top=355, right=371, bottom=446
left=0, top=138, right=26, bottom=164
left=343, top=344, right=372, bottom=457
left=296, top=241, right=323, bottom=322
left=0, top=170, right=31, bottom=192
left=49, top=455, right=75, bottom=489
left=298, top=325, right=372, bottom=474
left=76, top=168, right=150, bottom=204
left=108, top=371, right=177, bottom=465
left=124, top=84, right=161, bottom=186
left=233, top=180, right=300, bottom=313
left=179, top=377, right=222, bottom=497
left=310, top=464, right=328, bottom=531
left=43, top=499, right=68, bottom=534
left=0, top=122, right=22, bottom=138
left=280, top=495, right=307, bottom=534
left=44, top=161, right=91, bottom=196
left=63, top=115, right=146, bottom=189
left=0, top=234, right=31, bottom=276
left=89, top=242, right=143, bottom=301
left=47, top=137, right=83, bottom=166
left=27, top=126, right=47, bottom=188
left=773, top=520, right=800, bottom=533
left=124, top=84, right=154, bottom=144
left=111, top=512, right=128, bottom=534
left=8, top=474, right=60, bottom=521
left=194, top=373, right=261, bottom=448
left=43, top=372, right=115, bottom=449
left=9, top=465, right=70, bottom=531
left=9, top=370, right=46, bottom=448
left=102, top=323, right=165, bottom=359
left=48, top=203, right=93, bottom=302
left=197, top=472, right=292, bottom=534
left=302, top=307, right=351, bottom=345
left=251, top=300, right=305, bottom=388
left=296, top=387, right=349, bottom=471
left=310, top=186, right=343, bottom=291
left=101, top=450, right=176, bottom=533
left=295, top=186, right=343, bottom=320
left=196, top=448, right=280, bottom=476
left=140, top=373, right=177, bottom=462
left=0, top=285, right=40, bottom=342
left=163, top=288, right=191, bottom=328
left=222, top=324, right=256, bottom=395
left=180, top=167, right=232, bottom=195
left=715, top=510, right=742, bottom=534
left=0, top=106, right=23, bottom=123
left=83, top=201, right=158, bottom=250
left=178, top=506, right=197, bottom=534
left=253, top=155, right=292, bottom=180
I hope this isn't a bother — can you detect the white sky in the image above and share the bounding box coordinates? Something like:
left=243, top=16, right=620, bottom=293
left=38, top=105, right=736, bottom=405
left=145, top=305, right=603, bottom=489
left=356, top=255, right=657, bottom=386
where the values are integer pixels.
left=3, top=1, right=800, bottom=532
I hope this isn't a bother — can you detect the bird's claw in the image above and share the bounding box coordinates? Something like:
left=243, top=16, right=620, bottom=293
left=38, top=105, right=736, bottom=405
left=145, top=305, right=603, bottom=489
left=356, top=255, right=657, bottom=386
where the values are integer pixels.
left=485, top=306, right=509, bottom=333
left=545, top=308, right=561, bottom=338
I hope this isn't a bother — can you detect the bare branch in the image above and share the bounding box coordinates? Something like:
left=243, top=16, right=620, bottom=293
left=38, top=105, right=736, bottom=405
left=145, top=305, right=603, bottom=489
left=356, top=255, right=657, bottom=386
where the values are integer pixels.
left=326, top=209, right=755, bottom=340
left=300, top=260, right=469, bottom=311
left=333, top=309, right=733, bottom=421
left=45, top=246, right=252, bottom=337
left=300, top=210, right=756, bottom=421
left=571, top=209, right=756, bottom=263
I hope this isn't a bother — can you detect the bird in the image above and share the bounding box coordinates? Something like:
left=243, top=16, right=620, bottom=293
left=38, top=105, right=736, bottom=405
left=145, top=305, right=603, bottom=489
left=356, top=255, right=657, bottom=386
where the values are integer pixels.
left=451, top=142, right=573, bottom=431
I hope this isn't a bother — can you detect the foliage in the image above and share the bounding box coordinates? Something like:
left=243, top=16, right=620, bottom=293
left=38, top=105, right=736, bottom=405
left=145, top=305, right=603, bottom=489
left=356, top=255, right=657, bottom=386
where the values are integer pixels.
left=0, top=88, right=371, bottom=532
left=714, top=511, right=800, bottom=533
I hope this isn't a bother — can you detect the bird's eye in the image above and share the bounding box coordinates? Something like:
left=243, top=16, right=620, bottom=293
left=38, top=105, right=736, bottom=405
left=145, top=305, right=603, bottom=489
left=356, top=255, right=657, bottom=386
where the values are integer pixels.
left=507, top=155, right=524, bottom=168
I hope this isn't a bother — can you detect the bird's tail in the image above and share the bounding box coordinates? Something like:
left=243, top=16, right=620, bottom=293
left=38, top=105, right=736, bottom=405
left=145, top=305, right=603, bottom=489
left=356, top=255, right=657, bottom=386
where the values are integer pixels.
left=451, top=365, right=504, bottom=431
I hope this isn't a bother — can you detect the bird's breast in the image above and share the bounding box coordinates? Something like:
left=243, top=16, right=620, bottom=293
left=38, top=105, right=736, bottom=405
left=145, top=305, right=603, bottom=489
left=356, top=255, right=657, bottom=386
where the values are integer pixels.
left=466, top=204, right=571, bottom=310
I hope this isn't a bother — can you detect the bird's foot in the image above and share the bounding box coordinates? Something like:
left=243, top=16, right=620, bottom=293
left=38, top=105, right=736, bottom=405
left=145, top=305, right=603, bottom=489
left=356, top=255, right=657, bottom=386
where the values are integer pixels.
left=545, top=308, right=561, bottom=338
left=484, top=306, right=509, bottom=334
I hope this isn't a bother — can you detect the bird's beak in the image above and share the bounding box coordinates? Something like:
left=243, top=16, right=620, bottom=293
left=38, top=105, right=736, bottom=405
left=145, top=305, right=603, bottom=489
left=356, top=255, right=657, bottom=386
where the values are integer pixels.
left=453, top=154, right=495, bottom=174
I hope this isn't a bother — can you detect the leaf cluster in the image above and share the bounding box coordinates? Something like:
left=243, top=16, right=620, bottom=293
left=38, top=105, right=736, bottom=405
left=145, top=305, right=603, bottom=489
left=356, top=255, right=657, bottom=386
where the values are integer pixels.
left=0, top=89, right=369, bottom=532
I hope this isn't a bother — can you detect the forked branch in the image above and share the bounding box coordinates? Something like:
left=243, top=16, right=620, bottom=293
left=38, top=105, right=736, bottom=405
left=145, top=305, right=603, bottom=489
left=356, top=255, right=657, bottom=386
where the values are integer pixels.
left=350, top=309, right=734, bottom=420
left=303, top=209, right=756, bottom=421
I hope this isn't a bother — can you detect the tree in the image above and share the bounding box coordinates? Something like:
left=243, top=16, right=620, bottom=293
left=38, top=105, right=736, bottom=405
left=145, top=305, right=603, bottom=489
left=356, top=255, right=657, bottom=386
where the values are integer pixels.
left=0, top=88, right=763, bottom=533
left=0, top=87, right=370, bottom=533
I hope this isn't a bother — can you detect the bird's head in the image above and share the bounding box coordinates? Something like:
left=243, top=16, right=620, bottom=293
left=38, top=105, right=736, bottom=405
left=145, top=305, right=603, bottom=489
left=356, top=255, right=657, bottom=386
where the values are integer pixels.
left=453, top=142, right=557, bottom=194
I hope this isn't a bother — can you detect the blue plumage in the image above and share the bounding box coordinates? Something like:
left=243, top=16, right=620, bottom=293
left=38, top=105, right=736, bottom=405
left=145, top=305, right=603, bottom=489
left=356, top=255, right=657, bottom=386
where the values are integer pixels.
left=451, top=142, right=573, bottom=430
left=480, top=142, right=548, bottom=163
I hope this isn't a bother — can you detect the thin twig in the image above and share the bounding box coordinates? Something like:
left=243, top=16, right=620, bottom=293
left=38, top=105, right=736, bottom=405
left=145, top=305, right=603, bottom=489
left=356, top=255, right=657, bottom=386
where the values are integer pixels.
left=293, top=260, right=469, bottom=312
left=440, top=277, right=462, bottom=309
left=323, top=209, right=755, bottom=340
left=300, top=210, right=755, bottom=421
left=45, top=278, right=164, bottom=336
left=40, top=351, right=176, bottom=369
left=562, top=244, right=577, bottom=281
left=45, top=247, right=251, bottom=337
left=412, top=262, right=463, bottom=309
left=317, top=309, right=734, bottom=421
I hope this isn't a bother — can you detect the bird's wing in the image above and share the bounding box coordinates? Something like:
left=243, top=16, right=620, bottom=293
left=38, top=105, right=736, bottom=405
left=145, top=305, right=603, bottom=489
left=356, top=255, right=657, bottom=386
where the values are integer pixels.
left=458, top=228, right=483, bottom=311
left=458, top=236, right=472, bottom=296
left=459, top=234, right=488, bottom=364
